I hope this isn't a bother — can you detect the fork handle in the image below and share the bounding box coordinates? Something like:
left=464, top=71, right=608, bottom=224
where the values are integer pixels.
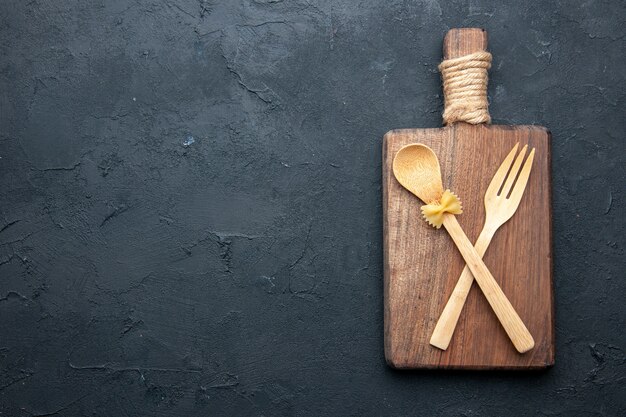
left=430, top=226, right=495, bottom=350
left=441, top=214, right=535, bottom=353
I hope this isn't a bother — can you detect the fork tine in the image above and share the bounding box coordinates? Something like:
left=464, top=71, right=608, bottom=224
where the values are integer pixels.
left=485, top=143, right=519, bottom=197
left=508, top=147, right=535, bottom=203
left=500, top=144, right=528, bottom=197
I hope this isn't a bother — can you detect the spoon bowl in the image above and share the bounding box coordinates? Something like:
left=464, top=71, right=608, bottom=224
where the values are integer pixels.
left=392, top=144, right=444, bottom=204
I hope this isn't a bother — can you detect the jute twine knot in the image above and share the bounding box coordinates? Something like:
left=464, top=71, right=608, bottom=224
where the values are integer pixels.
left=438, top=51, right=492, bottom=125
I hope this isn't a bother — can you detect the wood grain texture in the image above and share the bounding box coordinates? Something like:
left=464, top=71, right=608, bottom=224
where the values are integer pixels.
left=382, top=123, right=554, bottom=369
left=443, top=27, right=487, bottom=59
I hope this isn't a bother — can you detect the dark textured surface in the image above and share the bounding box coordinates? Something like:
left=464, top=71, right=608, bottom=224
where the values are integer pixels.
left=0, top=0, right=624, bottom=415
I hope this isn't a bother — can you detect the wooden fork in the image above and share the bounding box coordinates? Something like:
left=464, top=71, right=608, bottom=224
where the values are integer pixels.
left=430, top=143, right=536, bottom=351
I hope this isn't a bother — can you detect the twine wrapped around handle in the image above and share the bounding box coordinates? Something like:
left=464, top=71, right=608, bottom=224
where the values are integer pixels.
left=439, top=51, right=492, bottom=125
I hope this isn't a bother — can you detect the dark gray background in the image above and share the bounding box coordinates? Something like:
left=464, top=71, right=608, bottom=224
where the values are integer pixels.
left=1, top=0, right=624, bottom=416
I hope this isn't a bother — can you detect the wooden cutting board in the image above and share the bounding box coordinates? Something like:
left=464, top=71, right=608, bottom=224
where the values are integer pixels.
left=382, top=29, right=554, bottom=370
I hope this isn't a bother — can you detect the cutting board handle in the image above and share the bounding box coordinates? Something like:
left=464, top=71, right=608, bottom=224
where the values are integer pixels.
left=441, top=28, right=491, bottom=125
left=443, top=28, right=488, bottom=59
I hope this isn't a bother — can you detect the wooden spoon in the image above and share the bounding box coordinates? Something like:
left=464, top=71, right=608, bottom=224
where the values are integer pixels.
left=393, top=143, right=534, bottom=354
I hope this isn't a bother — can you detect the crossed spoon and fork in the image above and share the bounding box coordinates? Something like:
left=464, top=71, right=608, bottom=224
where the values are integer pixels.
left=393, top=142, right=536, bottom=353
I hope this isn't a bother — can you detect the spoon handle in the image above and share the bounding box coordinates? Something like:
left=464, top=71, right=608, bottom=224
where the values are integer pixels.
left=430, top=225, right=496, bottom=350
left=442, top=214, right=535, bottom=353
